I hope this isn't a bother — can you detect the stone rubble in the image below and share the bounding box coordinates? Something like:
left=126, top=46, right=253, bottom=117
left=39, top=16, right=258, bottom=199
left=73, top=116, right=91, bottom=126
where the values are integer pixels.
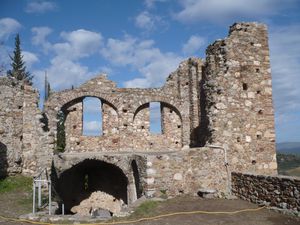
left=71, top=191, right=124, bottom=216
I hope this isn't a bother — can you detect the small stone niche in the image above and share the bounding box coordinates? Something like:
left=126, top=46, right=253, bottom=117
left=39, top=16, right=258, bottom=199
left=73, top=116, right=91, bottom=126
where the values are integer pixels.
left=242, top=83, right=248, bottom=90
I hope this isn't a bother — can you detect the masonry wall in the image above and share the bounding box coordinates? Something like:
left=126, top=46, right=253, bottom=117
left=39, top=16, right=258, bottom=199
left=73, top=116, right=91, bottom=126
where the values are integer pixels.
left=0, top=77, right=52, bottom=176
left=204, top=23, right=277, bottom=175
left=0, top=78, right=24, bottom=176
left=0, top=23, right=279, bottom=203
left=232, top=172, right=300, bottom=214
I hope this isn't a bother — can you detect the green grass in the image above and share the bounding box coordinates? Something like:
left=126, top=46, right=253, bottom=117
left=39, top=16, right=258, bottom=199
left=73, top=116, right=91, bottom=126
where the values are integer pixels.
left=0, top=175, right=33, bottom=217
left=129, top=200, right=159, bottom=218
left=0, top=175, right=32, bottom=193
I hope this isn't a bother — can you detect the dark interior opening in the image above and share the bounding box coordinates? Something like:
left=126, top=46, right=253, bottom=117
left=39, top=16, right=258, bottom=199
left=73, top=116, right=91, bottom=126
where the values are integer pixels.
left=56, top=159, right=128, bottom=214
left=131, top=160, right=142, bottom=199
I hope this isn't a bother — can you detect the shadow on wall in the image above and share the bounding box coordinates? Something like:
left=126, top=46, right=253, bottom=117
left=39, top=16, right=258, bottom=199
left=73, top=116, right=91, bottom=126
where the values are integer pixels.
left=190, top=78, right=212, bottom=147
left=0, top=142, right=8, bottom=178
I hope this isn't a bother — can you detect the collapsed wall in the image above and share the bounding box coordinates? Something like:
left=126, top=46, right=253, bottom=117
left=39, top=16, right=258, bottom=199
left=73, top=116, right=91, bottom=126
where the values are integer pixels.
left=0, top=22, right=278, bottom=207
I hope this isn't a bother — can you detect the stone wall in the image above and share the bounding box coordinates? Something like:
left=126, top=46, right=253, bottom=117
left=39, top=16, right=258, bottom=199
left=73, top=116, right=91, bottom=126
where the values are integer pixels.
left=204, top=22, right=277, bottom=175
left=0, top=23, right=279, bottom=205
left=0, top=77, right=52, bottom=176
left=44, top=59, right=199, bottom=153
left=232, top=172, right=300, bottom=214
left=0, top=78, right=24, bottom=176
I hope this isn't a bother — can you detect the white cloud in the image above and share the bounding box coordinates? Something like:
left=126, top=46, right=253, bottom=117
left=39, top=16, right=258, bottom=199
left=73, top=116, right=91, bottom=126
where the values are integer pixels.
left=269, top=24, right=300, bottom=141
left=182, top=35, right=205, bottom=55
left=23, top=51, right=39, bottom=69
left=270, top=24, right=300, bottom=113
left=25, top=0, right=57, bottom=14
left=135, top=11, right=162, bottom=32
left=83, top=97, right=101, bottom=113
left=174, top=0, right=296, bottom=23
left=32, top=29, right=103, bottom=90
left=101, top=35, right=183, bottom=88
left=0, top=18, right=21, bottom=40
left=53, top=29, right=103, bottom=60
left=83, top=121, right=102, bottom=135
left=33, top=58, right=95, bottom=91
left=145, top=0, right=168, bottom=8
left=31, top=26, right=52, bottom=53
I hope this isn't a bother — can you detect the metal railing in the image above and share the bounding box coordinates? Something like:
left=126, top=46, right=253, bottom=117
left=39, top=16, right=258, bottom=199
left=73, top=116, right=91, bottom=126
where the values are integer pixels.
left=32, top=168, right=52, bottom=215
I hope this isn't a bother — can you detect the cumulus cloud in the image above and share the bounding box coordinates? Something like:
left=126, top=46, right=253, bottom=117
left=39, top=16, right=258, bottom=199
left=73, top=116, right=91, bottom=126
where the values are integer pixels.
left=53, top=29, right=103, bottom=60
left=174, top=0, right=296, bottom=23
left=23, top=51, right=39, bottom=69
left=269, top=24, right=300, bottom=142
left=31, top=26, right=52, bottom=53
left=0, top=18, right=21, bottom=40
left=182, top=35, right=205, bottom=55
left=135, top=11, right=162, bottom=32
left=32, top=29, right=103, bottom=90
left=25, top=0, right=57, bottom=14
left=101, top=35, right=183, bottom=88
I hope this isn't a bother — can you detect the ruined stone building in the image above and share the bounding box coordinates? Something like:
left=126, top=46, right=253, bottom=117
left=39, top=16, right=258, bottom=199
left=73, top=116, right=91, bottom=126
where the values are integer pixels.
left=0, top=22, right=277, bottom=213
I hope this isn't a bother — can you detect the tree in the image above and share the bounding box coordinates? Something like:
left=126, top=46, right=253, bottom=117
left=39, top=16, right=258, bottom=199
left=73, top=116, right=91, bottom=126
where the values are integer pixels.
left=44, top=72, right=51, bottom=102
left=7, top=34, right=33, bottom=85
left=56, top=110, right=66, bottom=152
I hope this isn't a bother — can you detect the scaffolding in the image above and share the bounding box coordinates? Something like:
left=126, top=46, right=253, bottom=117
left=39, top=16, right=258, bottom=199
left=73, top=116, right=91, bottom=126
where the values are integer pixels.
left=32, top=168, right=52, bottom=215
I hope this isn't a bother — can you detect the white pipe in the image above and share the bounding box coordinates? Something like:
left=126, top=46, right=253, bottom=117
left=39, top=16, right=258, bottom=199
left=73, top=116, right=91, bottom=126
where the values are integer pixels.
left=38, top=181, right=42, bottom=208
left=207, top=145, right=231, bottom=195
left=32, top=181, right=36, bottom=214
left=48, top=180, right=52, bottom=215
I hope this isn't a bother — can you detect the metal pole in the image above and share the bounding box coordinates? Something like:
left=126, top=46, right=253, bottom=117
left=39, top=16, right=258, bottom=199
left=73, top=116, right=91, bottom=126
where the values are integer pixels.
left=32, top=181, right=36, bottom=214
left=62, top=204, right=65, bottom=215
left=48, top=180, right=52, bottom=215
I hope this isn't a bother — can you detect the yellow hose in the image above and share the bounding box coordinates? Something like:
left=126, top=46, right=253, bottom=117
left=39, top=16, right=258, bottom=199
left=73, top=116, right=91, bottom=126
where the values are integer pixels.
left=0, top=206, right=266, bottom=225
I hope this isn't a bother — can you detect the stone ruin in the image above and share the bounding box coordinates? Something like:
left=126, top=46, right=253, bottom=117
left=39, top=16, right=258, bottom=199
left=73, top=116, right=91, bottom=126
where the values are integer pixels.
left=0, top=22, right=278, bottom=215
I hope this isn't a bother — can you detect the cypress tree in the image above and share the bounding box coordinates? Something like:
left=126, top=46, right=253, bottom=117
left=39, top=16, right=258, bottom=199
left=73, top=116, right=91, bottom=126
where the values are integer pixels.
left=7, top=34, right=33, bottom=85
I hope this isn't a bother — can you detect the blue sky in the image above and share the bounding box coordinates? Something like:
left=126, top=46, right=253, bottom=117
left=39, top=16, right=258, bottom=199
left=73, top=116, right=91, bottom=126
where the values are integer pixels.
left=0, top=0, right=300, bottom=142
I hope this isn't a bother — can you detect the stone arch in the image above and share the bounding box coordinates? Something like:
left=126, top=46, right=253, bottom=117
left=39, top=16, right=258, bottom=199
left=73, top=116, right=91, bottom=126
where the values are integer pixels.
left=60, top=94, right=118, bottom=114
left=55, top=159, right=129, bottom=214
left=133, top=101, right=182, bottom=134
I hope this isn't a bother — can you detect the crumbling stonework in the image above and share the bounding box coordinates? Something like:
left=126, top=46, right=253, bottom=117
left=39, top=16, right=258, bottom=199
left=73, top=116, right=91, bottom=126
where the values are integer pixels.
left=0, top=22, right=278, bottom=213
left=0, top=78, right=52, bottom=176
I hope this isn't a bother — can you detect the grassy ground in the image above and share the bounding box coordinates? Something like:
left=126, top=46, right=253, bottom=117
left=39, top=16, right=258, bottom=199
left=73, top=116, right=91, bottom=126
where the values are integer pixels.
left=0, top=175, right=33, bottom=217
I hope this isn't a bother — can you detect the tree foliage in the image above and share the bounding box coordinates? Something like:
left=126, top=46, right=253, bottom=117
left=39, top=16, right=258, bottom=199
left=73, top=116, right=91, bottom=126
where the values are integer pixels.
left=56, top=110, right=66, bottom=153
left=7, top=34, right=33, bottom=85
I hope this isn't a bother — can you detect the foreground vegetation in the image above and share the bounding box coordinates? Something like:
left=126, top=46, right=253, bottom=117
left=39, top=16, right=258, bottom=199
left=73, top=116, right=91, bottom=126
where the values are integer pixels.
left=0, top=175, right=32, bottom=217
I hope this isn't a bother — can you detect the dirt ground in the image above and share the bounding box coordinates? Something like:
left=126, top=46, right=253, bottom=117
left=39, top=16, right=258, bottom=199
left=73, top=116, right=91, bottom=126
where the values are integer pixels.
left=0, top=196, right=300, bottom=225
